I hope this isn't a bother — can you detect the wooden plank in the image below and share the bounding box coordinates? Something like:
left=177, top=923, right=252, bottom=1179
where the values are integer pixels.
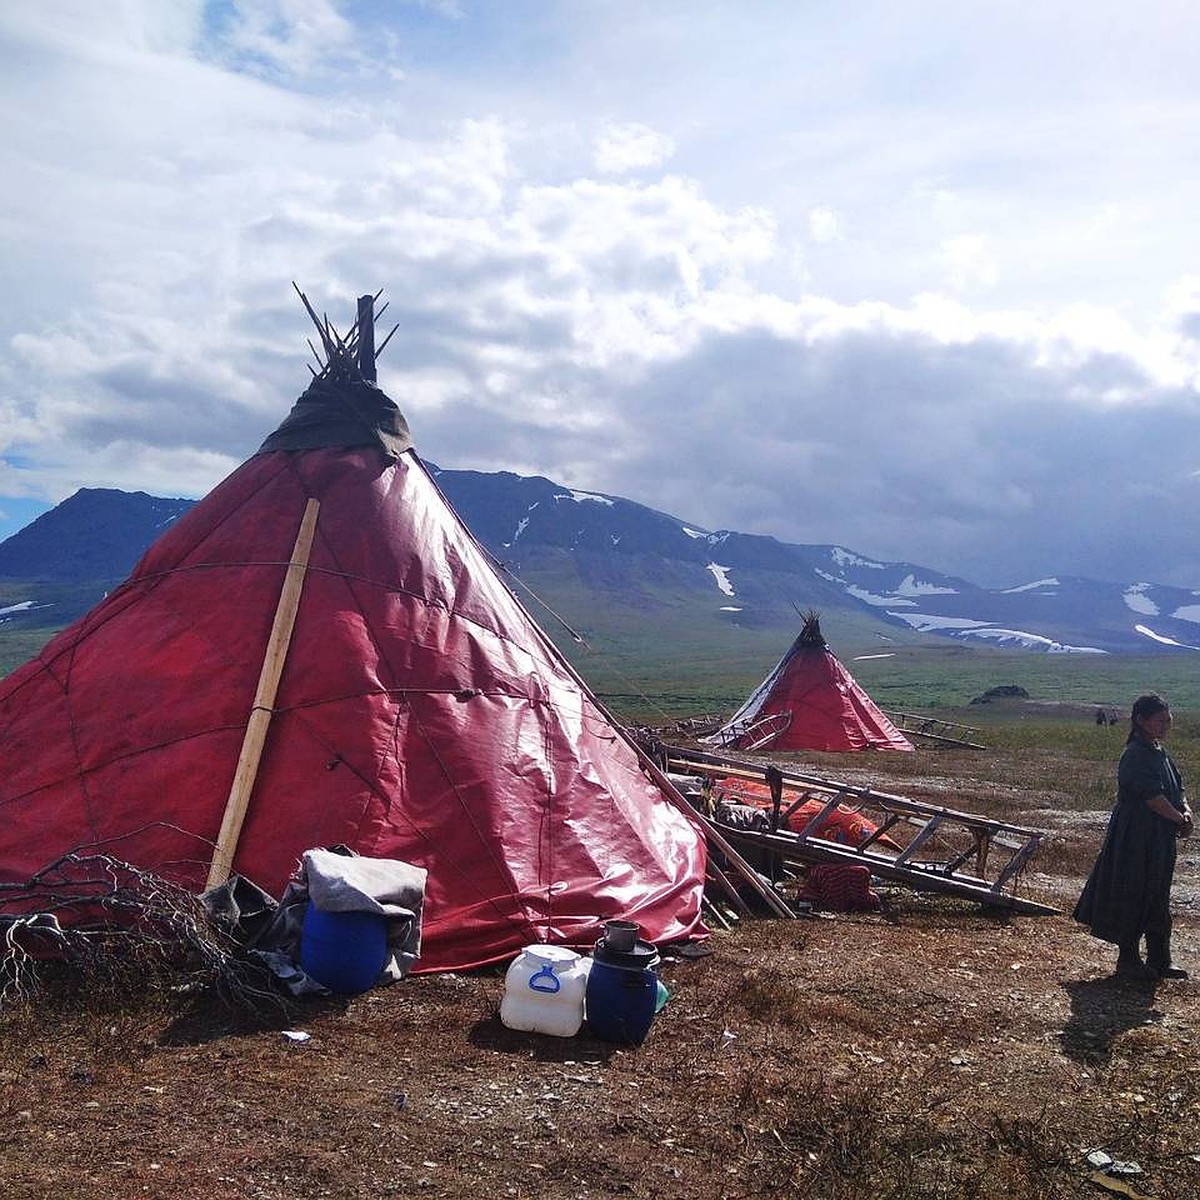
left=681, top=761, right=1027, bottom=849
left=719, top=826, right=1059, bottom=917
left=696, top=767, right=1026, bottom=854
left=791, top=793, right=846, bottom=844
left=894, top=815, right=945, bottom=866
left=707, top=862, right=753, bottom=916
left=903, top=729, right=988, bottom=750
left=702, top=899, right=733, bottom=930
left=205, top=498, right=320, bottom=890
left=740, top=711, right=793, bottom=751
left=990, top=838, right=1044, bottom=892
left=781, top=785, right=842, bottom=825
left=887, top=710, right=981, bottom=735
left=942, top=830, right=993, bottom=876
left=857, top=812, right=903, bottom=851
left=669, top=751, right=1040, bottom=841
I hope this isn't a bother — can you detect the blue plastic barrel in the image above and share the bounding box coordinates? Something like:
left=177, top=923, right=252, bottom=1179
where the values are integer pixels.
left=585, top=960, right=659, bottom=1044
left=299, top=901, right=389, bottom=995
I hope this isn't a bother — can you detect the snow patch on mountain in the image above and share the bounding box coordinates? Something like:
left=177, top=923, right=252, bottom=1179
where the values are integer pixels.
left=831, top=547, right=885, bottom=570
left=0, top=601, right=34, bottom=615
left=1002, top=578, right=1060, bottom=594
left=719, top=605, right=742, bottom=612
left=681, top=526, right=706, bottom=539
left=1135, top=624, right=1200, bottom=650
left=889, top=612, right=992, bottom=632
left=708, top=563, right=735, bottom=597
left=844, top=583, right=917, bottom=608
left=894, top=573, right=957, bottom=597
left=967, top=628, right=1105, bottom=654
left=1171, top=604, right=1200, bottom=623
left=888, top=611, right=1105, bottom=653
left=556, top=489, right=614, bottom=506
left=817, top=568, right=949, bottom=606
left=1124, top=584, right=1159, bottom=616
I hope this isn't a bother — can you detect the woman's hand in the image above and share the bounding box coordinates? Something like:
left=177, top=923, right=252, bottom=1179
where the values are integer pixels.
left=1145, top=792, right=1193, bottom=834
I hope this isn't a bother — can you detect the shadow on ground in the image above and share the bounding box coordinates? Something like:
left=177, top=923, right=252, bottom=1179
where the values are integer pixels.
left=1059, top=975, right=1164, bottom=1064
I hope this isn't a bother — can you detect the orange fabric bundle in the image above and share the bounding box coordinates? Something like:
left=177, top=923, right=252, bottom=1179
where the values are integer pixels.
left=714, top=777, right=894, bottom=848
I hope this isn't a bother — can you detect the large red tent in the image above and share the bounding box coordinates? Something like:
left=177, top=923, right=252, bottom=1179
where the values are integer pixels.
left=0, top=296, right=707, bottom=971
left=710, top=612, right=914, bottom=753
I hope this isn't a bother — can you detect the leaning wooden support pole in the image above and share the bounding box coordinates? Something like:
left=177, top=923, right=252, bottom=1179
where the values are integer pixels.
left=205, top=498, right=321, bottom=890
left=707, top=861, right=753, bottom=917
left=635, top=751, right=795, bottom=919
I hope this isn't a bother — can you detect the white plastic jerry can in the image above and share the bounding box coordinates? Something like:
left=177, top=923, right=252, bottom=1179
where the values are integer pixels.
left=499, top=944, right=591, bottom=1037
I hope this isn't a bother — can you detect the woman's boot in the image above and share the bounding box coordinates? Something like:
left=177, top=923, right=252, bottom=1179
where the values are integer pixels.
left=1146, top=931, right=1188, bottom=980
left=1116, top=942, right=1154, bottom=982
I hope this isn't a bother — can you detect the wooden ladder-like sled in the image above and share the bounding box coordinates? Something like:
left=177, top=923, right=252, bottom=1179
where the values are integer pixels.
left=883, top=710, right=987, bottom=750
left=665, top=744, right=1058, bottom=917
left=706, top=710, right=793, bottom=751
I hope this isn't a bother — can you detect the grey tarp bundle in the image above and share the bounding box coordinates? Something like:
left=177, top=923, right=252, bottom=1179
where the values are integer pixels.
left=203, top=847, right=427, bottom=994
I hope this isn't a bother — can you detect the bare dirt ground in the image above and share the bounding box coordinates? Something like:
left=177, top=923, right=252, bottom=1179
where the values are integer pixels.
left=3, top=734, right=1200, bottom=1199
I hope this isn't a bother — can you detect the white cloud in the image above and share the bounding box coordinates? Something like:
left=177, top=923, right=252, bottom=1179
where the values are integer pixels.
left=937, top=235, right=998, bottom=292
left=209, top=0, right=368, bottom=81
left=2, top=2, right=1200, bottom=592
left=808, top=206, right=842, bottom=244
left=593, top=122, right=676, bottom=175
left=0, top=0, right=204, bottom=57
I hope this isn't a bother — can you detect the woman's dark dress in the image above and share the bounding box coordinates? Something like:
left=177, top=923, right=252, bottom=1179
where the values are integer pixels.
left=1073, top=737, right=1186, bottom=952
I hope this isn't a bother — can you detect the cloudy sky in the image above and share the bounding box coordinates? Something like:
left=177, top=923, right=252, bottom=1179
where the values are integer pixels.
left=2, top=1, right=1199, bottom=588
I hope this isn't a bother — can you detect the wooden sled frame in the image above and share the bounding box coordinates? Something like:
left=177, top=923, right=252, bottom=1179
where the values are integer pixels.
left=708, top=710, right=793, bottom=751
left=665, top=744, right=1058, bottom=918
left=883, top=710, right=987, bottom=750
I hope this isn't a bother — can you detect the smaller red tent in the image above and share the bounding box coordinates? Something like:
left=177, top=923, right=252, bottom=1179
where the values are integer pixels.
left=710, top=612, right=914, bottom=753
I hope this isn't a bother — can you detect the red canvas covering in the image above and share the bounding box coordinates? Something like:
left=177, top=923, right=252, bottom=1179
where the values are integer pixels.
left=0, top=372, right=707, bottom=971
left=712, top=616, right=914, bottom=753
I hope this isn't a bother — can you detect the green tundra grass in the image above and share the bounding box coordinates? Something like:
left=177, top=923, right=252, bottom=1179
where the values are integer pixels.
left=577, top=633, right=1200, bottom=726
left=4, top=614, right=1198, bottom=724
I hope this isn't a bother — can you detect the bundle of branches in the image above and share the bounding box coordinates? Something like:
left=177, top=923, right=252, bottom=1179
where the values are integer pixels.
left=0, top=851, right=286, bottom=1018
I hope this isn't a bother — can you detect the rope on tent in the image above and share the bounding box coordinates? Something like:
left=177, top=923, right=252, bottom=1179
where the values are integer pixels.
left=410, top=456, right=680, bottom=727
left=205, top=497, right=320, bottom=890
left=479, top=554, right=592, bottom=648
left=482, top=554, right=682, bottom=727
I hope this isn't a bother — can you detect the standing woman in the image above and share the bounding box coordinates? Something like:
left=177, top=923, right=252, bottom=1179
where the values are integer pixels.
left=1074, top=693, right=1193, bottom=981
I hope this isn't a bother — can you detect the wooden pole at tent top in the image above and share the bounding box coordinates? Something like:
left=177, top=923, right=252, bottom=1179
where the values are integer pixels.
left=205, top=497, right=321, bottom=891
left=356, top=294, right=376, bottom=382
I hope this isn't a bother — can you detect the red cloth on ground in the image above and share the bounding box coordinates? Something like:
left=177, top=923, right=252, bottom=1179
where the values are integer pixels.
left=798, top=864, right=882, bottom=912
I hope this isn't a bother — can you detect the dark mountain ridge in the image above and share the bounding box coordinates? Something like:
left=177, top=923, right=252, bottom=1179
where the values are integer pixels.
left=0, top=471, right=1197, bottom=657
left=0, top=489, right=194, bottom=584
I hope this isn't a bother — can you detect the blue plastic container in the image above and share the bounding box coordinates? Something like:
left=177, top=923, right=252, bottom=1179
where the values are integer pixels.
left=299, top=901, right=389, bottom=995
left=585, top=960, right=659, bottom=1045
